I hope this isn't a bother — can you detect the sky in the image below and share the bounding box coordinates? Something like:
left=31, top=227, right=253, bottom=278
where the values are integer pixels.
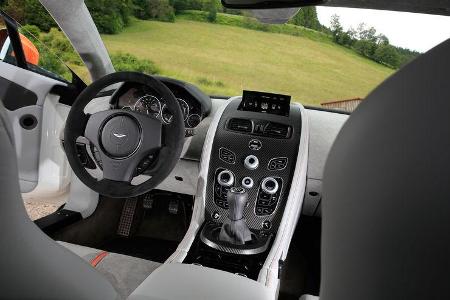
left=316, top=7, right=450, bottom=53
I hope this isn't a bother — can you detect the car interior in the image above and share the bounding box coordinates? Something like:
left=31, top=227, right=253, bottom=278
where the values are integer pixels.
left=0, top=0, right=449, bottom=299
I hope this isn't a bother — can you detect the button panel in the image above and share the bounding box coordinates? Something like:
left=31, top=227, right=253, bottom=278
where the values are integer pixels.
left=255, top=177, right=283, bottom=216
left=268, top=157, right=288, bottom=171
left=214, top=168, right=231, bottom=209
left=219, top=147, right=236, bottom=164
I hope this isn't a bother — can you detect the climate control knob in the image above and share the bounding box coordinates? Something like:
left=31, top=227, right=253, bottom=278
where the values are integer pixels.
left=217, top=170, right=234, bottom=187
left=261, top=177, right=279, bottom=195
left=244, top=155, right=259, bottom=170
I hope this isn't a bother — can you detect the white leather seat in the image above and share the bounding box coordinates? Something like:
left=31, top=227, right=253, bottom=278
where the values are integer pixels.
left=300, top=295, right=319, bottom=300
left=59, top=241, right=161, bottom=299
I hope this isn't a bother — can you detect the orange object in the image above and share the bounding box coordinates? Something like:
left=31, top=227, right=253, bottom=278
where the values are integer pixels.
left=90, top=251, right=109, bottom=267
left=19, top=33, right=40, bottom=65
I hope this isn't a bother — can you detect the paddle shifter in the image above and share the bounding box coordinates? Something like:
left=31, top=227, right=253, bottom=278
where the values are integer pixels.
left=219, top=187, right=252, bottom=245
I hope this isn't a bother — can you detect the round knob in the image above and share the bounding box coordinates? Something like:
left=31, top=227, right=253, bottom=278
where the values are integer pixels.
left=261, top=177, right=279, bottom=195
left=244, top=155, right=259, bottom=170
left=217, top=170, right=234, bottom=187
left=242, top=177, right=254, bottom=189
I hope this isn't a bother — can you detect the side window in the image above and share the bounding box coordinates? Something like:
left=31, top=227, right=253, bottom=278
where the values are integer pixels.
left=0, top=18, right=16, bottom=66
left=0, top=13, right=89, bottom=84
left=18, top=24, right=73, bottom=82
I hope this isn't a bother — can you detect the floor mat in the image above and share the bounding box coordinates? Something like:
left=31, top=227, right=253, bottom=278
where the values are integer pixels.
left=100, top=236, right=178, bottom=263
left=135, top=194, right=190, bottom=242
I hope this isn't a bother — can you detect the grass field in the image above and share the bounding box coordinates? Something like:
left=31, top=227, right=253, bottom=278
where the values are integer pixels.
left=101, top=17, right=394, bottom=106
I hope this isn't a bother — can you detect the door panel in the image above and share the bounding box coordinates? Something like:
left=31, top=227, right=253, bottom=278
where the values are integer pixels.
left=0, top=61, right=69, bottom=193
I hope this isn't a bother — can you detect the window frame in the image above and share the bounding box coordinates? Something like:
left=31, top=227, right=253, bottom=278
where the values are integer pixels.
left=1, top=10, right=28, bottom=69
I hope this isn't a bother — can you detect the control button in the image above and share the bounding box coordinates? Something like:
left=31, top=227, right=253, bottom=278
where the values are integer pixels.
left=259, top=192, right=270, bottom=200
left=214, top=185, right=222, bottom=196
left=262, top=220, right=272, bottom=230
left=244, top=155, right=259, bottom=170
left=268, top=157, right=288, bottom=171
left=219, top=147, right=236, bottom=164
left=242, top=177, right=254, bottom=189
left=248, top=139, right=262, bottom=151
left=261, top=177, right=279, bottom=195
left=259, top=199, right=270, bottom=206
left=217, top=170, right=234, bottom=187
left=212, top=211, right=220, bottom=220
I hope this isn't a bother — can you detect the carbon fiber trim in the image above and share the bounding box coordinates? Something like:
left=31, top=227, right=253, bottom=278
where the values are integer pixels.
left=205, top=98, right=302, bottom=233
left=200, top=223, right=272, bottom=255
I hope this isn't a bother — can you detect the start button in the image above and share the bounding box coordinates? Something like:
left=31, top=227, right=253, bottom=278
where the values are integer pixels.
left=248, top=139, right=262, bottom=150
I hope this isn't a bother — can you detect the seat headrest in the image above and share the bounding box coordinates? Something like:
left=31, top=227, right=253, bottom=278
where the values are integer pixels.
left=321, top=38, right=450, bottom=300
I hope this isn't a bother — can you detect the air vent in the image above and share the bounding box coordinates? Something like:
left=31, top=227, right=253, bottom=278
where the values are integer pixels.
left=227, top=118, right=253, bottom=133
left=264, top=122, right=291, bottom=138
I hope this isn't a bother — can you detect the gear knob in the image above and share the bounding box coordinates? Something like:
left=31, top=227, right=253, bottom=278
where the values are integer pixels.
left=227, top=187, right=247, bottom=221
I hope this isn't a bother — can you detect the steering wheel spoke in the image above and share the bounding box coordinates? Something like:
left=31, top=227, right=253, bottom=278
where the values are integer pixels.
left=99, top=153, right=140, bottom=182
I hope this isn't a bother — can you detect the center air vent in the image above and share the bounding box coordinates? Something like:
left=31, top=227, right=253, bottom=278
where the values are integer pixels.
left=227, top=118, right=253, bottom=133
left=264, top=122, right=291, bottom=138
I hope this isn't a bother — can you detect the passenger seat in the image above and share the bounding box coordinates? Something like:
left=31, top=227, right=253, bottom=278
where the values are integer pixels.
left=58, top=241, right=161, bottom=299
left=300, top=295, right=319, bottom=300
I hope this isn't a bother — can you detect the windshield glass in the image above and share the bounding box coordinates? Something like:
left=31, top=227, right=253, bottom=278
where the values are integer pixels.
left=3, top=2, right=449, bottom=112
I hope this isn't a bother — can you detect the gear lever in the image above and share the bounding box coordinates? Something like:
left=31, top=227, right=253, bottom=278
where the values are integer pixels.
left=219, top=187, right=252, bottom=245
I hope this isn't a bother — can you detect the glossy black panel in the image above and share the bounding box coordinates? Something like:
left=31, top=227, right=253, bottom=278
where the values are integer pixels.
left=0, top=77, right=38, bottom=110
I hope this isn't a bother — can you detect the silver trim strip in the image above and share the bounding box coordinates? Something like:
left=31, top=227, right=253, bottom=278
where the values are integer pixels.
left=257, top=103, right=310, bottom=292
left=165, top=97, right=235, bottom=264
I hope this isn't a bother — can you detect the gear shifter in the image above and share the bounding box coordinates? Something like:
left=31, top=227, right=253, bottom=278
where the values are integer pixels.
left=219, top=187, right=252, bottom=245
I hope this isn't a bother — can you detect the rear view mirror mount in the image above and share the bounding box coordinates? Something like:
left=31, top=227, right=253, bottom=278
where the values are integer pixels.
left=221, top=0, right=326, bottom=10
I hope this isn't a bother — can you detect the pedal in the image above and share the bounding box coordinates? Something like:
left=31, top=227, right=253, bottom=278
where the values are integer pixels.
left=168, top=199, right=179, bottom=215
left=117, top=198, right=138, bottom=237
left=143, top=194, right=154, bottom=209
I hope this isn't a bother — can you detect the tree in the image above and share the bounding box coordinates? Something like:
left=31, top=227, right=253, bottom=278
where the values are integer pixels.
left=356, top=23, right=377, bottom=42
left=354, top=39, right=377, bottom=58
left=374, top=44, right=400, bottom=68
left=291, top=7, right=320, bottom=30
left=3, top=0, right=56, bottom=31
left=84, top=0, right=133, bottom=34
left=376, top=34, right=389, bottom=45
left=170, top=0, right=203, bottom=13
left=330, top=14, right=343, bottom=43
left=205, top=0, right=217, bottom=23
left=133, top=0, right=175, bottom=22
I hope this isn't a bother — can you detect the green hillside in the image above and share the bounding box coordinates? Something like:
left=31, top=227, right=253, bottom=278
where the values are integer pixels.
left=100, top=17, right=394, bottom=106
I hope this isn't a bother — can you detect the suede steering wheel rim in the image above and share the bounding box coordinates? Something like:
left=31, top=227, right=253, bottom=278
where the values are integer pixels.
left=64, top=72, right=185, bottom=198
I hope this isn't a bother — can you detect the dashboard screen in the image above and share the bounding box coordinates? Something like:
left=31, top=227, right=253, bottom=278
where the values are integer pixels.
left=239, top=90, right=291, bottom=116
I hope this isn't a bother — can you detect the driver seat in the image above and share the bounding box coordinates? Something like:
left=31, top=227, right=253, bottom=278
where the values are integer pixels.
left=0, top=101, right=159, bottom=299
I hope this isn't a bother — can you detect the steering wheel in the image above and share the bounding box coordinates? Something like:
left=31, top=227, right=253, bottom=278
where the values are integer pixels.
left=64, top=72, right=185, bottom=198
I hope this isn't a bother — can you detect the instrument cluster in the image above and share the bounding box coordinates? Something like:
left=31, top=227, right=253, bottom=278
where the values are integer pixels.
left=116, top=84, right=203, bottom=128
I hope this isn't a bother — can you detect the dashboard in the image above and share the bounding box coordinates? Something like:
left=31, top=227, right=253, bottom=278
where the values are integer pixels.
left=112, top=76, right=212, bottom=129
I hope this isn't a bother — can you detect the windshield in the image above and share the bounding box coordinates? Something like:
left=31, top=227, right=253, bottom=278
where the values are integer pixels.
left=3, top=2, right=449, bottom=112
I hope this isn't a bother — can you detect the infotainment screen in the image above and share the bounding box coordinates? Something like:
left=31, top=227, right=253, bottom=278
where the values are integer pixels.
left=238, top=90, right=291, bottom=116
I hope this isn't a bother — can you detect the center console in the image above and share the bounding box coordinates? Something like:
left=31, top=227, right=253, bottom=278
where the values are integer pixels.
left=177, top=92, right=306, bottom=281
